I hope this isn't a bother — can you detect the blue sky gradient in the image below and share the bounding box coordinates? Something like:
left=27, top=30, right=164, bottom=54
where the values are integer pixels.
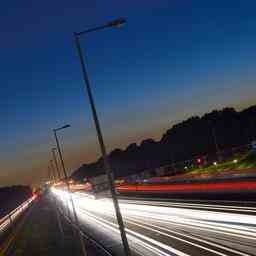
left=1, top=0, right=256, bottom=186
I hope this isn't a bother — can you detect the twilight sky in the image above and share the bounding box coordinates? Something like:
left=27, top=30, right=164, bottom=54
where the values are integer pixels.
left=1, top=0, right=256, bottom=186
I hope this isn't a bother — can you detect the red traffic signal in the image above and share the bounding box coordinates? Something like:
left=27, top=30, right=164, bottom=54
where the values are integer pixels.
left=196, top=158, right=202, bottom=164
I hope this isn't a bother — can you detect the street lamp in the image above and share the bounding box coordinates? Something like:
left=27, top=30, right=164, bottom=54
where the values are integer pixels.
left=48, top=165, right=54, bottom=184
left=52, top=147, right=61, bottom=180
left=74, top=18, right=131, bottom=256
left=75, top=18, right=126, bottom=36
left=49, top=160, right=57, bottom=182
left=53, top=124, right=71, bottom=183
left=53, top=124, right=87, bottom=256
left=48, top=162, right=65, bottom=242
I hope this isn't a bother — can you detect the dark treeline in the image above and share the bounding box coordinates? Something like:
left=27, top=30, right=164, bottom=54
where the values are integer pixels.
left=72, top=105, right=256, bottom=181
left=0, top=186, right=32, bottom=217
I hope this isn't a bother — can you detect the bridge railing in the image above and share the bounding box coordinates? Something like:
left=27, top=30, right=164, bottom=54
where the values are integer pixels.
left=0, top=196, right=36, bottom=235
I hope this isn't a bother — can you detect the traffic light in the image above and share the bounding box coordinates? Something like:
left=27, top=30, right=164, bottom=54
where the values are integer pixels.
left=197, top=158, right=202, bottom=164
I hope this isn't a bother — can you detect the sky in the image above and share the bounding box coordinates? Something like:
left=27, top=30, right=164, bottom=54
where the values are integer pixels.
left=1, top=0, right=256, bottom=186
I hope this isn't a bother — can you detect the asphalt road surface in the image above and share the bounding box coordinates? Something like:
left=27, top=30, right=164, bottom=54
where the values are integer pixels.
left=52, top=189, right=256, bottom=256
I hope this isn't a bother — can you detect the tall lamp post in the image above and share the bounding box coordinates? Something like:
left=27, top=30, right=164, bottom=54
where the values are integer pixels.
left=74, top=18, right=131, bottom=256
left=53, top=124, right=87, bottom=256
left=53, top=125, right=71, bottom=182
left=48, top=161, right=65, bottom=241
left=52, top=147, right=62, bottom=180
left=48, top=165, right=53, bottom=184
left=49, top=160, right=57, bottom=182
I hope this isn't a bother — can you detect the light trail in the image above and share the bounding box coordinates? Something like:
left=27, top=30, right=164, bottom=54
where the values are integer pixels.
left=116, top=181, right=256, bottom=192
left=117, top=199, right=256, bottom=214
left=81, top=210, right=189, bottom=256
left=51, top=188, right=256, bottom=256
left=123, top=216, right=250, bottom=256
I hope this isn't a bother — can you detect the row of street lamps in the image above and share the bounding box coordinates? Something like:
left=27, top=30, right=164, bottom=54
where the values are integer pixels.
left=47, top=18, right=131, bottom=256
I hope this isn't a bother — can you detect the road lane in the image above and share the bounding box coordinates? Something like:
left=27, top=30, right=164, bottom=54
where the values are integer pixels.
left=117, top=197, right=256, bottom=214
left=52, top=189, right=256, bottom=256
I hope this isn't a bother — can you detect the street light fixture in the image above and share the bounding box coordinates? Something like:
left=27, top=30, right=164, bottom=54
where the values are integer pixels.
left=74, top=18, right=131, bottom=256
left=54, top=124, right=71, bottom=131
left=75, top=18, right=126, bottom=36
left=107, top=18, right=126, bottom=27
left=53, top=124, right=87, bottom=256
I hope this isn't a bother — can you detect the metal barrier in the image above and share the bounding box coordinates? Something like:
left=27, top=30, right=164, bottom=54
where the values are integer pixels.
left=0, top=196, right=36, bottom=235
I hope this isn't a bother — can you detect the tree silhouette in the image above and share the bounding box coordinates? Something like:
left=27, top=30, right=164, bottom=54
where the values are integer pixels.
left=72, top=105, right=256, bottom=181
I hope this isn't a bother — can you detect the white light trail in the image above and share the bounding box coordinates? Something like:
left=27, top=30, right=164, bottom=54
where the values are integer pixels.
left=51, top=188, right=256, bottom=256
left=124, top=216, right=251, bottom=256
left=80, top=209, right=190, bottom=256
left=119, top=199, right=256, bottom=213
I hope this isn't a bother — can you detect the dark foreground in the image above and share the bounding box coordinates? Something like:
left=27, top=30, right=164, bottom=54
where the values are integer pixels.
left=2, top=194, right=110, bottom=256
left=3, top=195, right=80, bottom=256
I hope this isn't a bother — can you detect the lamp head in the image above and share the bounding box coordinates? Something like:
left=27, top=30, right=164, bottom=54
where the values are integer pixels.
left=107, top=18, right=126, bottom=28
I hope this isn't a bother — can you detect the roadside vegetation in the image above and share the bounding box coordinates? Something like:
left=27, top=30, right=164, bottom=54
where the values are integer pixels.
left=187, top=151, right=256, bottom=176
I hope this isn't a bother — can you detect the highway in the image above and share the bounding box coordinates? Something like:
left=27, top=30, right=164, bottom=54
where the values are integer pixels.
left=52, top=189, right=256, bottom=256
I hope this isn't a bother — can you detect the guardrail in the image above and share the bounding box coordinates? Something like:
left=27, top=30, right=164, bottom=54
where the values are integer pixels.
left=0, top=195, right=36, bottom=235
